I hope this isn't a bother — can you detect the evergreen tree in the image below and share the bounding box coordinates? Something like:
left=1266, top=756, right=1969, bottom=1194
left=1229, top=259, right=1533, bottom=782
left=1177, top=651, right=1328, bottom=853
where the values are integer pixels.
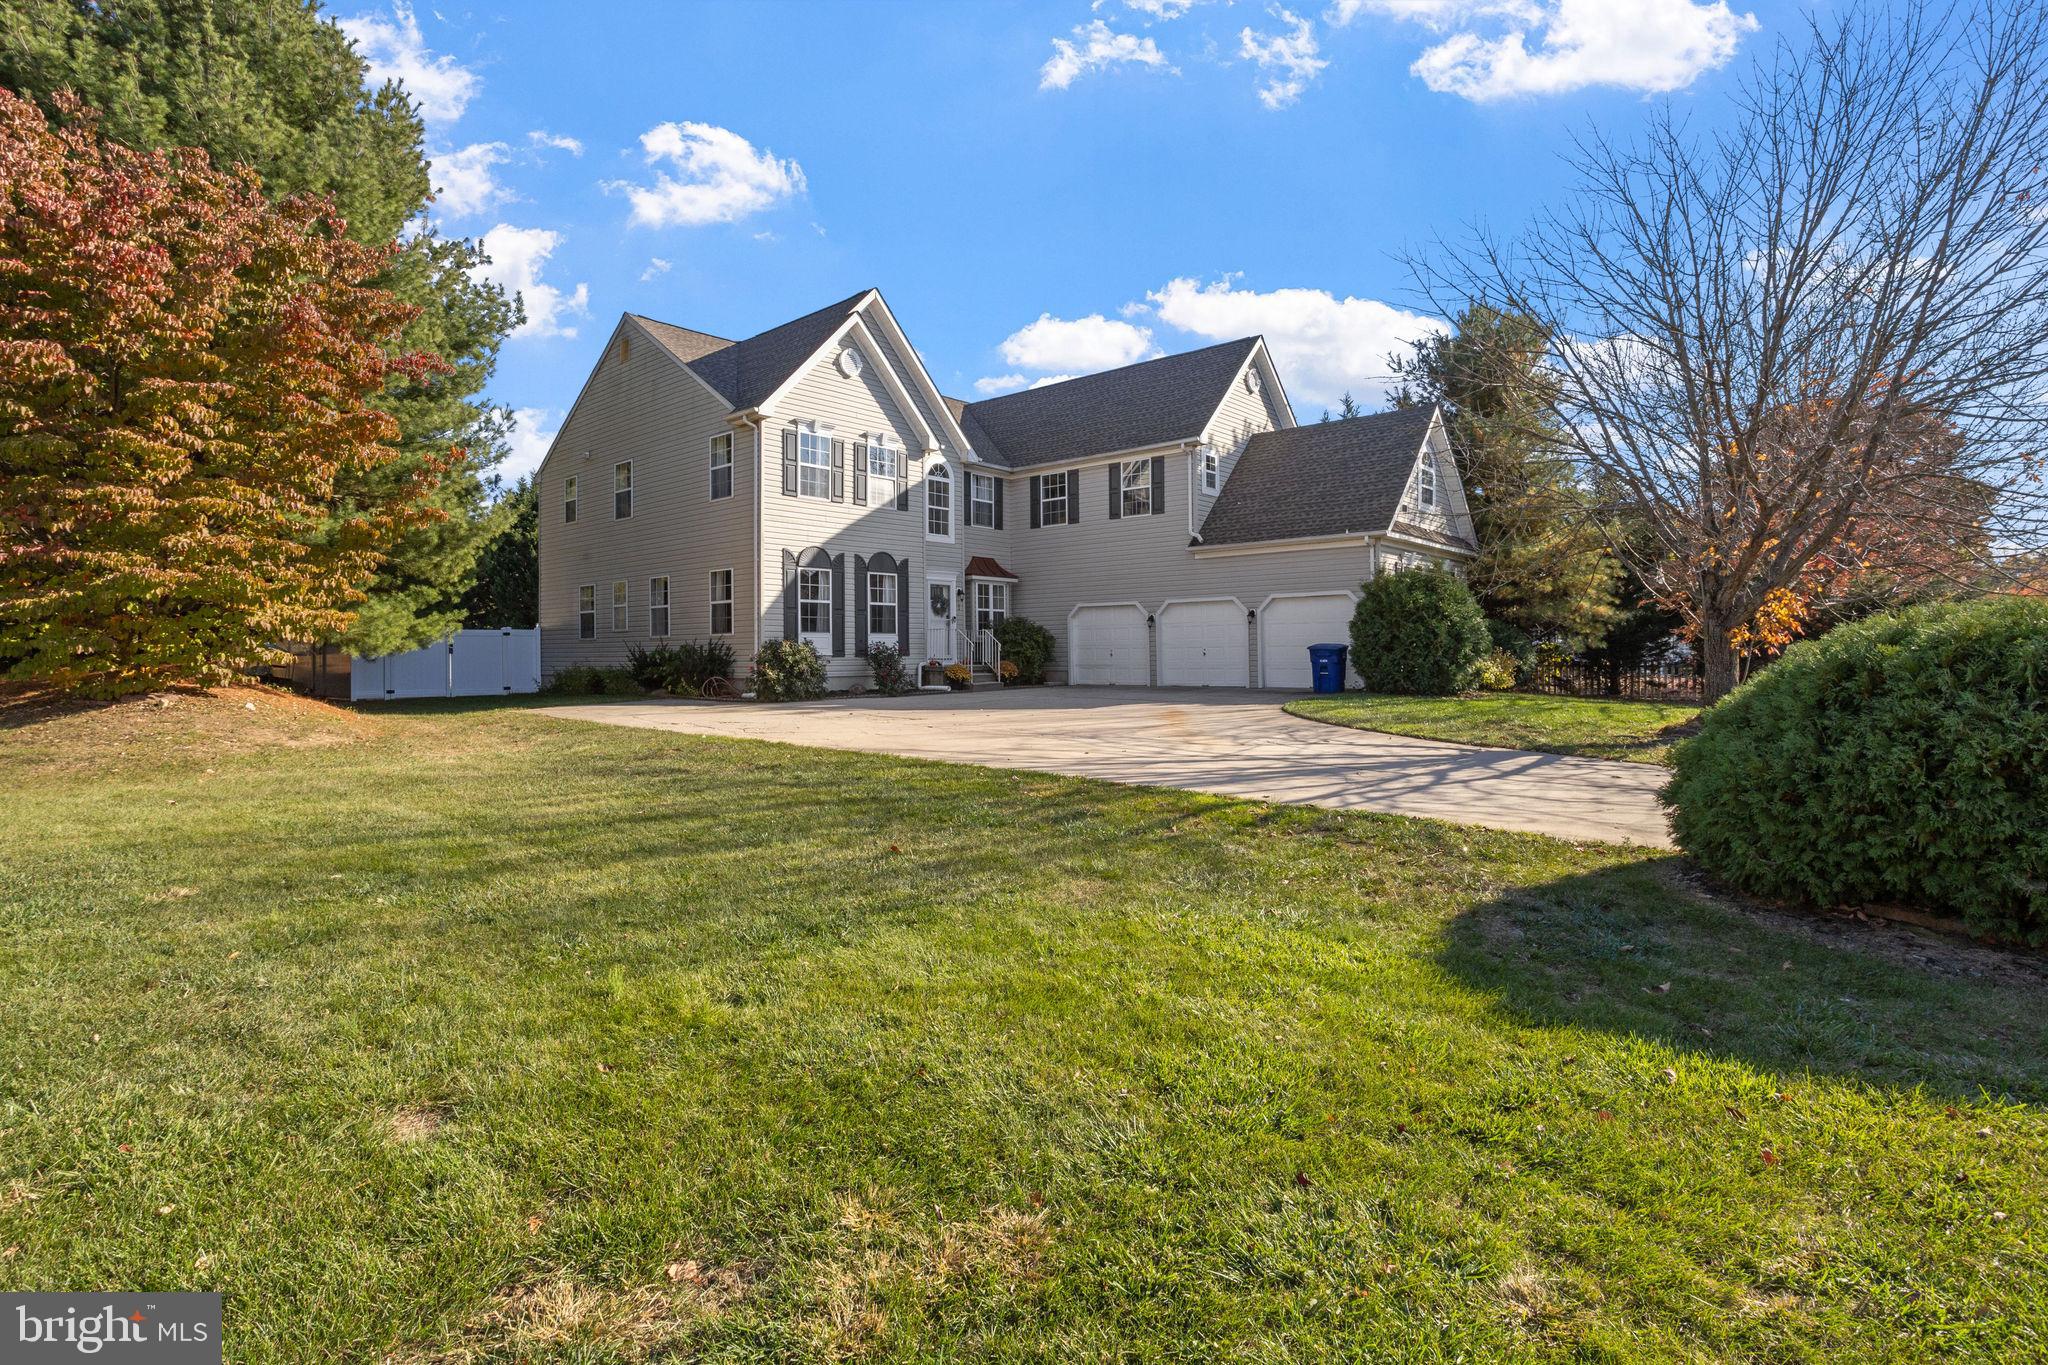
left=1337, top=391, right=1362, bottom=419
left=0, top=0, right=515, bottom=655
left=462, top=479, right=538, bottom=629
left=1393, top=304, right=1620, bottom=646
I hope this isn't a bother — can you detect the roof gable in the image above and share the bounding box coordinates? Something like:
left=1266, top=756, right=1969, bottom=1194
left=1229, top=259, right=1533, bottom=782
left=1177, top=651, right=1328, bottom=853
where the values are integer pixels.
left=1196, top=406, right=1453, bottom=547
left=630, top=289, right=874, bottom=411
left=955, top=338, right=1263, bottom=469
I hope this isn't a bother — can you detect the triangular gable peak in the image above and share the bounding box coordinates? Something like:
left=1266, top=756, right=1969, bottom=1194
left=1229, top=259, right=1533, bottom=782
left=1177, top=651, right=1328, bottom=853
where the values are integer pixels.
left=1198, top=337, right=1296, bottom=447
left=751, top=291, right=977, bottom=459
left=1382, top=408, right=1476, bottom=548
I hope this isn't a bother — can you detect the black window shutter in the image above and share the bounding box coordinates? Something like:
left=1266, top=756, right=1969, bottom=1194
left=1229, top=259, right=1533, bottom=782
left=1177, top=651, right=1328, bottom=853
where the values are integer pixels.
left=896, top=557, right=910, bottom=654
left=1029, top=474, right=1042, bottom=529
left=1069, top=469, right=1080, bottom=523
left=781, top=549, right=797, bottom=639
left=1150, top=455, right=1166, bottom=514
left=853, top=442, right=868, bottom=506
left=830, top=553, right=846, bottom=656
left=854, top=554, right=869, bottom=656
left=896, top=465, right=911, bottom=511
left=831, top=439, right=846, bottom=503
left=993, top=477, right=1005, bottom=530
left=781, top=430, right=798, bottom=497
left=1107, top=461, right=1121, bottom=520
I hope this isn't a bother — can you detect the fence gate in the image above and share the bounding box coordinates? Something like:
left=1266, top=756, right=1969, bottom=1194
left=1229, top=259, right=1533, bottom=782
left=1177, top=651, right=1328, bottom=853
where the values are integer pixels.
left=351, top=629, right=541, bottom=701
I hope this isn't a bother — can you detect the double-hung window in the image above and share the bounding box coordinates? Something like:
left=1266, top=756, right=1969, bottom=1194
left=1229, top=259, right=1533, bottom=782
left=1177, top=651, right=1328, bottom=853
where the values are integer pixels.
left=709, top=433, right=733, bottom=500
left=1120, top=460, right=1152, bottom=517
left=577, top=585, right=595, bottom=639
left=564, top=476, right=578, bottom=523
left=974, top=581, right=1008, bottom=633
left=613, top=461, right=633, bottom=519
left=649, top=576, right=670, bottom=636
left=709, top=569, right=733, bottom=635
left=926, top=463, right=953, bottom=540
left=797, top=566, right=832, bottom=648
left=1039, top=471, right=1068, bottom=526
left=969, top=472, right=997, bottom=528
left=868, top=573, right=898, bottom=638
left=611, top=580, right=628, bottom=632
left=1202, top=447, right=1219, bottom=493
left=866, top=435, right=899, bottom=482
left=797, top=424, right=832, bottom=499
left=1418, top=453, right=1437, bottom=509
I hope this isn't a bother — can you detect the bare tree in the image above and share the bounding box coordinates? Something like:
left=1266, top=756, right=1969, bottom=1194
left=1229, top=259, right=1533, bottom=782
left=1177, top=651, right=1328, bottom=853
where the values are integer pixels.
left=1414, top=2, right=2048, bottom=700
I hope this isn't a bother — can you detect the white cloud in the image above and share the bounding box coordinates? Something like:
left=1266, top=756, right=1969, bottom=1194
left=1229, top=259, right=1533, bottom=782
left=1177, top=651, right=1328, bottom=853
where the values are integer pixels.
left=1240, top=8, right=1328, bottom=108
left=606, top=122, right=806, bottom=229
left=429, top=141, right=512, bottom=217
left=1333, top=0, right=1756, bottom=100
left=1040, top=19, right=1173, bottom=91
left=1028, top=374, right=1079, bottom=389
left=1119, top=0, right=1206, bottom=17
left=473, top=225, right=590, bottom=340
left=1147, top=275, right=1446, bottom=409
left=639, top=257, right=671, bottom=282
left=501, top=407, right=559, bottom=483
left=527, top=130, right=583, bottom=156
left=998, top=313, right=1157, bottom=372
left=974, top=374, right=1027, bottom=396
left=338, top=2, right=478, bottom=124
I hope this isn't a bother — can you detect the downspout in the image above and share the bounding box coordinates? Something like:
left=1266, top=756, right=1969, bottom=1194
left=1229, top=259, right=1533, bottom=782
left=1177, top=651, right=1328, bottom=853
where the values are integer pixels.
left=1185, top=439, right=1201, bottom=543
left=733, top=408, right=764, bottom=667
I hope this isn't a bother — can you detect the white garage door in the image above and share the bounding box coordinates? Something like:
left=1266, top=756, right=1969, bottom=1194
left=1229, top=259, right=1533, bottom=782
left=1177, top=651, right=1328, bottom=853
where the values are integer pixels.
left=1259, top=592, right=1356, bottom=690
left=1069, top=604, right=1150, bottom=685
left=1157, top=599, right=1249, bottom=687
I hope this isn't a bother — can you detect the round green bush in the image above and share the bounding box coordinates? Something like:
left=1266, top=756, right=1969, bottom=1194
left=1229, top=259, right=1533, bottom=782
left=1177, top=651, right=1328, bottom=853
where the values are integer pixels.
left=1348, top=567, right=1491, bottom=695
left=750, top=639, right=826, bottom=702
left=991, top=616, right=1056, bottom=685
left=1665, top=598, right=2047, bottom=940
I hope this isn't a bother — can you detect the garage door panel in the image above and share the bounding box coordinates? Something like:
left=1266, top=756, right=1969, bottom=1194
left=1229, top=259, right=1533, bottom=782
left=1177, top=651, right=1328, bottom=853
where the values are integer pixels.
left=1260, top=593, right=1356, bottom=690
left=1158, top=600, right=1248, bottom=687
left=1070, top=606, right=1149, bottom=685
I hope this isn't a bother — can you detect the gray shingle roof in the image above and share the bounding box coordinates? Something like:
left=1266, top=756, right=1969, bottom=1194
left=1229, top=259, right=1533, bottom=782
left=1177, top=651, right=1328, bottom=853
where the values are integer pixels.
left=955, top=338, right=1261, bottom=469
left=630, top=289, right=875, bottom=410
left=1197, top=406, right=1445, bottom=547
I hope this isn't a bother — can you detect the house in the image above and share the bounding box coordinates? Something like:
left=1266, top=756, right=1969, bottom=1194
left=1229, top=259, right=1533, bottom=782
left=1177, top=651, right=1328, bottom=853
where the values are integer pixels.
left=534, top=288, right=1476, bottom=691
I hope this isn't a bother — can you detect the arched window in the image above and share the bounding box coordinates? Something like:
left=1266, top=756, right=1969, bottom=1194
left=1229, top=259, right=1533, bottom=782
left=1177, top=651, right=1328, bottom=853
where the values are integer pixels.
left=926, top=463, right=953, bottom=541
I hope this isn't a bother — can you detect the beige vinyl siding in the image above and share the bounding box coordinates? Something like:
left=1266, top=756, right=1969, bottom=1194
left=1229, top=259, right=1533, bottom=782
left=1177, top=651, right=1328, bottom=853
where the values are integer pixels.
left=1389, top=419, right=1477, bottom=549
left=1195, top=367, right=1283, bottom=527
left=1004, top=451, right=1378, bottom=684
left=759, top=323, right=957, bottom=683
left=537, top=319, right=756, bottom=677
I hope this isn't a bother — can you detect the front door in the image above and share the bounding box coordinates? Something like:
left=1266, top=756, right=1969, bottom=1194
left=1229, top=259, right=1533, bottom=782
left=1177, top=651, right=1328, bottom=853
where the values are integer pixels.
left=927, top=574, right=958, bottom=662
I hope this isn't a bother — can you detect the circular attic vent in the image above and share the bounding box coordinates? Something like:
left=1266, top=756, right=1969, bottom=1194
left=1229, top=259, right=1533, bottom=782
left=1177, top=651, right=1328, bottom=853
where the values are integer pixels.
left=838, top=346, right=865, bottom=378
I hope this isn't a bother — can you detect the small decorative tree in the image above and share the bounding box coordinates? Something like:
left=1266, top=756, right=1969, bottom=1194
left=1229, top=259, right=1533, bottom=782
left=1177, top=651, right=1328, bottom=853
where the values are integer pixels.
left=1348, top=567, right=1490, bottom=695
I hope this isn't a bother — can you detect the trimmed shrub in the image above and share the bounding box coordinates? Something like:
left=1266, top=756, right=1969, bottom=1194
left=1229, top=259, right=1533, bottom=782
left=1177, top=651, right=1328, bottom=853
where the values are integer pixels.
left=992, top=616, right=1056, bottom=685
left=751, top=639, right=826, bottom=702
left=866, top=643, right=912, bottom=696
left=540, top=665, right=642, bottom=696
left=1348, top=567, right=1491, bottom=695
left=1472, top=649, right=1519, bottom=691
left=1666, top=598, right=2048, bottom=940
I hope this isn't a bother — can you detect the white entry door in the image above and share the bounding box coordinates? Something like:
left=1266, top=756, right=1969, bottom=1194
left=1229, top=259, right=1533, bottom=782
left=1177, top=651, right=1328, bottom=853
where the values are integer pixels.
left=1157, top=599, right=1249, bottom=687
left=927, top=574, right=958, bottom=661
left=1069, top=604, right=1149, bottom=685
left=1259, top=592, right=1357, bottom=689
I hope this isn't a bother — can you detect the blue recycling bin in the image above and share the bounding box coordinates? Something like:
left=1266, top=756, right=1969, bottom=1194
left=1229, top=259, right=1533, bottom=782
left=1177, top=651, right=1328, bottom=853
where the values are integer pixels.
left=1308, top=643, right=1348, bottom=694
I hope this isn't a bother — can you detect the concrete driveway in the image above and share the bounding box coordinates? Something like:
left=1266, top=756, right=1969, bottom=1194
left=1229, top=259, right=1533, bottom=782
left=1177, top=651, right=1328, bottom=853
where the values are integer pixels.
left=537, top=687, right=1673, bottom=848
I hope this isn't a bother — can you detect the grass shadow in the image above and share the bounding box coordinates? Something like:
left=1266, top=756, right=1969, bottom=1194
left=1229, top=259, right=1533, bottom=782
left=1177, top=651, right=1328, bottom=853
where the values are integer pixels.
left=1434, top=858, right=2048, bottom=1105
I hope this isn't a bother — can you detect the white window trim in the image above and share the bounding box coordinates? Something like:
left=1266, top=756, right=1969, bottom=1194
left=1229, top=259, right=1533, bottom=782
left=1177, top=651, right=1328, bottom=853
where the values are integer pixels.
left=709, top=433, right=733, bottom=501
left=867, top=571, right=899, bottom=638
left=926, top=461, right=955, bottom=542
left=613, top=461, right=633, bottom=520
left=610, top=579, right=628, bottom=632
left=796, top=421, right=833, bottom=501
left=973, top=580, right=1009, bottom=633
left=577, top=584, right=595, bottom=639
left=563, top=476, right=578, bottom=523
left=1418, top=453, right=1437, bottom=510
left=709, top=568, right=734, bottom=636
left=649, top=575, right=671, bottom=637
left=969, top=471, right=996, bottom=528
left=1039, top=470, right=1069, bottom=526
left=865, top=432, right=900, bottom=482
left=1202, top=447, right=1219, bottom=494
left=1120, top=460, right=1152, bottom=518
left=796, top=565, right=833, bottom=649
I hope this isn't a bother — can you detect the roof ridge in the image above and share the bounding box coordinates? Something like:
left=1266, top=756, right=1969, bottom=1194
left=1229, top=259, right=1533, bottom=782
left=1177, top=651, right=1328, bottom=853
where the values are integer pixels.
left=964, top=336, right=1259, bottom=412
left=626, top=312, right=735, bottom=347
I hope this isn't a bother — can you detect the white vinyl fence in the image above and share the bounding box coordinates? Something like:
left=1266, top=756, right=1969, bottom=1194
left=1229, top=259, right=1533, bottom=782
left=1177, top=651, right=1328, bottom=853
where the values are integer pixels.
left=350, top=628, right=541, bottom=701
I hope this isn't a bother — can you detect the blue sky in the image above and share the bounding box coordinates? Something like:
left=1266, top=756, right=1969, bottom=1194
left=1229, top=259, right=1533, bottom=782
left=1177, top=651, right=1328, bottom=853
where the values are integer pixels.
left=330, top=0, right=1808, bottom=483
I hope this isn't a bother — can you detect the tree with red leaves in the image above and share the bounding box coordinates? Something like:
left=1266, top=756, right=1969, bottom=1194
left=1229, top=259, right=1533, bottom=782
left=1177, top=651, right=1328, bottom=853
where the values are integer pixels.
left=0, top=90, right=449, bottom=696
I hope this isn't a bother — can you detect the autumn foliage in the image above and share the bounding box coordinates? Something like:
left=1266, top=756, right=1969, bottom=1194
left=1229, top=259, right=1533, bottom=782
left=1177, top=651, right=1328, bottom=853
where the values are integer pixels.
left=0, top=90, right=448, bottom=696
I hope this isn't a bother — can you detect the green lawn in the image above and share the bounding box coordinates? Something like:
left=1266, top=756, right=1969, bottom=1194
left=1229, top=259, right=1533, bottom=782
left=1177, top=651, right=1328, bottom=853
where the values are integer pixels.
left=1288, top=692, right=1703, bottom=765
left=2, top=692, right=2043, bottom=1362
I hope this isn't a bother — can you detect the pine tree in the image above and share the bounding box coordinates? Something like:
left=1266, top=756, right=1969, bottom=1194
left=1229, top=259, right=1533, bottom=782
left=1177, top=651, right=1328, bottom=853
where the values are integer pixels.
left=1393, top=304, right=1620, bottom=646
left=0, top=0, right=515, bottom=655
left=462, top=479, right=538, bottom=629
